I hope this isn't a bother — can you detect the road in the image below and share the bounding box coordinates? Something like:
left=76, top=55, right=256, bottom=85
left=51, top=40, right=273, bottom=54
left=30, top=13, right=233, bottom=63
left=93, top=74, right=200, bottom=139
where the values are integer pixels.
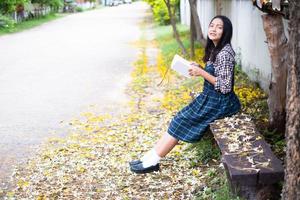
left=0, top=2, right=148, bottom=186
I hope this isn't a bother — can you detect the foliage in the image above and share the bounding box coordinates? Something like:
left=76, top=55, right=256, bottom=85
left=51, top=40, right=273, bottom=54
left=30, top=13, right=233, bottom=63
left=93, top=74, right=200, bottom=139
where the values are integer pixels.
left=31, top=0, right=64, bottom=8
left=234, top=86, right=266, bottom=108
left=234, top=66, right=267, bottom=110
left=233, top=66, right=284, bottom=160
left=48, top=0, right=64, bottom=10
left=0, top=0, right=64, bottom=15
left=262, top=128, right=286, bottom=159
left=75, top=6, right=84, bottom=12
left=233, top=66, right=281, bottom=144
left=0, top=14, right=15, bottom=30
left=184, top=134, right=221, bottom=165
left=160, top=85, right=192, bottom=112
left=195, top=169, right=241, bottom=200
left=130, top=49, right=150, bottom=95
left=0, top=0, right=28, bottom=14
left=0, top=13, right=61, bottom=35
left=154, top=24, right=204, bottom=114
left=144, top=0, right=180, bottom=25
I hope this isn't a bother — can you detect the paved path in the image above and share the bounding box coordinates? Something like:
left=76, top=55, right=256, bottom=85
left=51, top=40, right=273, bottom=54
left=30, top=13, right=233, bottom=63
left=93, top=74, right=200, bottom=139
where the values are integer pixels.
left=0, top=2, right=149, bottom=186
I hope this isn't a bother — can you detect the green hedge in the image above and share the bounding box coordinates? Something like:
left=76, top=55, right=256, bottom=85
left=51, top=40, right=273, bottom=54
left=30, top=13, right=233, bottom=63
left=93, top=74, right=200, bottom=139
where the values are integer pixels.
left=0, top=0, right=28, bottom=14
left=0, top=14, right=15, bottom=29
left=0, top=0, right=64, bottom=15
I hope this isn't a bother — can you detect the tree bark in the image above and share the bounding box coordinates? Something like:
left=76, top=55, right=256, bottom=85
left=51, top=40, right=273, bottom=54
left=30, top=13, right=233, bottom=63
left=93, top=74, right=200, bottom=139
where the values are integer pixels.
left=282, top=1, right=300, bottom=199
left=190, top=9, right=195, bottom=58
left=188, top=0, right=206, bottom=46
left=163, top=0, right=187, bottom=56
left=262, top=14, right=288, bottom=133
left=216, top=0, right=222, bottom=15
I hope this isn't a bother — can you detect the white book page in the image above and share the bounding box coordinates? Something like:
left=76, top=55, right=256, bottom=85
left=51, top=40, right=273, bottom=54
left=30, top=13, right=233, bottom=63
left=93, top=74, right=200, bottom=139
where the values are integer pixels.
left=171, top=54, right=191, bottom=78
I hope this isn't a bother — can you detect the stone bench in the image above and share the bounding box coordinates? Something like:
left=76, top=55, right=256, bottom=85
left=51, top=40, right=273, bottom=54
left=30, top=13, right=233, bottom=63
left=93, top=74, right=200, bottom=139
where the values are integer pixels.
left=210, top=113, right=284, bottom=200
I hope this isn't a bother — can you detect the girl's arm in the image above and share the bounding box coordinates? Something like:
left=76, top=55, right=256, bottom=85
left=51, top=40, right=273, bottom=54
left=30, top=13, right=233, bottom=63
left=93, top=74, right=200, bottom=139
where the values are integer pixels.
left=189, top=50, right=235, bottom=94
left=188, top=64, right=216, bottom=85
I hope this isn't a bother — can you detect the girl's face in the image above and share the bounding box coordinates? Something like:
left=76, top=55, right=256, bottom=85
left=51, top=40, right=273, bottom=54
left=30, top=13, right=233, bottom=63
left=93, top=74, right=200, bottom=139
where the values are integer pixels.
left=208, top=18, right=224, bottom=46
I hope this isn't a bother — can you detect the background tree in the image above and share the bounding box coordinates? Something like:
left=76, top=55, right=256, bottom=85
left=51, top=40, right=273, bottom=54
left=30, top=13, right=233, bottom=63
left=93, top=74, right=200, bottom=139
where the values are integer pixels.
left=30, top=0, right=64, bottom=10
left=163, top=0, right=187, bottom=56
left=215, top=0, right=222, bottom=15
left=188, top=0, right=206, bottom=58
left=48, top=0, right=64, bottom=12
left=0, top=0, right=28, bottom=15
left=145, top=0, right=194, bottom=56
left=253, top=0, right=288, bottom=134
left=189, top=5, right=196, bottom=58
left=262, top=14, right=288, bottom=134
left=144, top=0, right=170, bottom=25
left=282, top=1, right=300, bottom=199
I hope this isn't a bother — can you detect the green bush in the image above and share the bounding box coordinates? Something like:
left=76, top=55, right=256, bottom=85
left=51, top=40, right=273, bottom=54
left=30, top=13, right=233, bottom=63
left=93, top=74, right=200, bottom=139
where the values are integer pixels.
left=48, top=0, right=64, bottom=11
left=0, top=14, right=15, bottom=30
left=144, top=0, right=180, bottom=25
left=75, top=6, right=83, bottom=12
left=152, top=0, right=170, bottom=25
left=0, top=0, right=27, bottom=15
left=31, top=0, right=64, bottom=8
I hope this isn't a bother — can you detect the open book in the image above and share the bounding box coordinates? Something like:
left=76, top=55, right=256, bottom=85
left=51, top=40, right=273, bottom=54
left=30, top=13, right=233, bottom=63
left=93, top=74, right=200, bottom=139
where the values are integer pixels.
left=171, top=54, right=191, bottom=78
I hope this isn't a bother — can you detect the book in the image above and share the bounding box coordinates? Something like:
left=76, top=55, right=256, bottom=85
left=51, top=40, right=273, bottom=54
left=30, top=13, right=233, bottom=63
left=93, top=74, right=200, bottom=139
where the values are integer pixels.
left=171, top=54, right=191, bottom=78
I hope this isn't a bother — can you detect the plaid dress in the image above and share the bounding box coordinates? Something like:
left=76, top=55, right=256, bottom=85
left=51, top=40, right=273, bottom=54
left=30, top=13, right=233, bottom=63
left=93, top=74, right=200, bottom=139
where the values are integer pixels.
left=168, top=45, right=241, bottom=143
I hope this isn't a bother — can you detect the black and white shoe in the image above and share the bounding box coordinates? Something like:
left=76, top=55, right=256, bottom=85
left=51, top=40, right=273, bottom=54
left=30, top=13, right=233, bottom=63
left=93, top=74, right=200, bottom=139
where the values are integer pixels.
left=130, top=163, right=160, bottom=174
left=129, top=160, right=142, bottom=166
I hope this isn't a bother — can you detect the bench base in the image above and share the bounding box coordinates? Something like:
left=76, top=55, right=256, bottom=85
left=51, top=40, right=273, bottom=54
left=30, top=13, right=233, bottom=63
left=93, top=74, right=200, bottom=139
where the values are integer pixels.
left=226, top=173, right=281, bottom=200
left=210, top=113, right=284, bottom=200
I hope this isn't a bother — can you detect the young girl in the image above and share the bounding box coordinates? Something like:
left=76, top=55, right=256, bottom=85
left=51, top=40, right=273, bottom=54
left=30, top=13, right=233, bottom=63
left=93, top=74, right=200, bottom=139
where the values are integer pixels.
left=129, top=15, right=241, bottom=174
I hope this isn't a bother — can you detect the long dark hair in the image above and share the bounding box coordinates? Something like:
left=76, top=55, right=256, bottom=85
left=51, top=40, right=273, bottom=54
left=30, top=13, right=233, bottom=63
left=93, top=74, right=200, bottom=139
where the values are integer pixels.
left=203, top=15, right=233, bottom=63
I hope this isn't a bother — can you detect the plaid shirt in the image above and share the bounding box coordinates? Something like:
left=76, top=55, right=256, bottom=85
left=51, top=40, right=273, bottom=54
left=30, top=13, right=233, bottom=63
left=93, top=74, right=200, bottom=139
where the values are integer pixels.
left=212, top=44, right=235, bottom=94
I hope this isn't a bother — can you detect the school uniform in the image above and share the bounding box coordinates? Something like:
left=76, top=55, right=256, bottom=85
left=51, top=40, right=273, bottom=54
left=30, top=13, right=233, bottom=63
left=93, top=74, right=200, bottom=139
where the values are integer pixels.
left=168, top=44, right=241, bottom=143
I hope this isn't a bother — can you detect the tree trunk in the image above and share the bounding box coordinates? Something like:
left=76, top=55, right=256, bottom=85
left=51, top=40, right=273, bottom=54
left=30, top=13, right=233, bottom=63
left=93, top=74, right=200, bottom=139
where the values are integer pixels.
left=190, top=7, right=195, bottom=58
left=188, top=0, right=206, bottom=46
left=216, top=0, right=222, bottom=15
left=282, top=1, right=300, bottom=199
left=262, top=14, right=288, bottom=133
left=164, top=0, right=187, bottom=56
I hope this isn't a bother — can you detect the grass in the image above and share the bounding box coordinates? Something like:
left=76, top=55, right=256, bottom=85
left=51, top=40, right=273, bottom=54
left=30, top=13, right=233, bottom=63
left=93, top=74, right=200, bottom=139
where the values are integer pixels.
left=154, top=23, right=200, bottom=61
left=200, top=175, right=241, bottom=200
left=184, top=134, right=221, bottom=166
left=0, top=13, right=64, bottom=36
left=194, top=170, right=242, bottom=200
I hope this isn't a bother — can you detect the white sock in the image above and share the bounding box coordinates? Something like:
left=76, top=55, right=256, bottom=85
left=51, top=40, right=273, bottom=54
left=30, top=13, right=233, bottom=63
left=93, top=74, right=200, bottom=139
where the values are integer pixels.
left=141, top=150, right=153, bottom=162
left=141, top=149, right=161, bottom=168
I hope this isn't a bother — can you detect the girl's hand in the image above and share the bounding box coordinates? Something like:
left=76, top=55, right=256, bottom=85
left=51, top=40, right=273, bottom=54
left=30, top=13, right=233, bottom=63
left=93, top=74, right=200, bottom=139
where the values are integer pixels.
left=189, top=62, right=204, bottom=77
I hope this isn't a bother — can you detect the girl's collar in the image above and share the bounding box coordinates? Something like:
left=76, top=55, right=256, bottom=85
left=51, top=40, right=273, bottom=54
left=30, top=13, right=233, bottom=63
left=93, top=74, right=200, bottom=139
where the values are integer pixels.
left=207, top=61, right=213, bottom=65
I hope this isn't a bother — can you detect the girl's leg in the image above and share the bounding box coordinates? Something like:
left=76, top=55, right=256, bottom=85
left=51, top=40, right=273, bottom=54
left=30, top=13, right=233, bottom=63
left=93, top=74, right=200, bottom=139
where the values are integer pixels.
left=154, top=133, right=179, bottom=157
left=139, top=133, right=178, bottom=168
left=130, top=133, right=179, bottom=173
